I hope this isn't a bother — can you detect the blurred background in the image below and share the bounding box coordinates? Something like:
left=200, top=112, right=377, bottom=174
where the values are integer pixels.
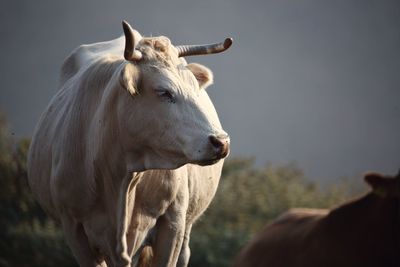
left=0, top=0, right=399, bottom=266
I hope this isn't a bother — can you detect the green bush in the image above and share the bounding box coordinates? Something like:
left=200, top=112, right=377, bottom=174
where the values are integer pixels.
left=0, top=114, right=76, bottom=267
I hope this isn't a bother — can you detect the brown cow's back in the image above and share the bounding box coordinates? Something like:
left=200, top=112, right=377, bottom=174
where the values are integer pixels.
left=234, top=209, right=327, bottom=267
left=234, top=176, right=400, bottom=267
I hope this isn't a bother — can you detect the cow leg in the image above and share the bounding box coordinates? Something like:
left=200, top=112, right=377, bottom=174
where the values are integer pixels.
left=131, top=243, right=151, bottom=267
left=130, top=243, right=146, bottom=267
left=176, top=224, right=192, bottom=267
left=151, top=207, right=186, bottom=266
left=130, top=225, right=157, bottom=266
left=61, top=218, right=102, bottom=267
left=151, top=216, right=185, bottom=267
left=114, top=173, right=141, bottom=267
left=127, top=227, right=153, bottom=266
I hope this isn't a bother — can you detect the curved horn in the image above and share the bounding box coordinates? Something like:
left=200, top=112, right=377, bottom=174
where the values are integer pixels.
left=176, top=37, right=233, bottom=57
left=122, top=20, right=143, bottom=61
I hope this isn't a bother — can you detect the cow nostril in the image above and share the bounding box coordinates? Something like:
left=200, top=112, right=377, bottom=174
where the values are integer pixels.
left=208, top=135, right=230, bottom=159
left=209, top=135, right=225, bottom=149
left=208, top=135, right=229, bottom=150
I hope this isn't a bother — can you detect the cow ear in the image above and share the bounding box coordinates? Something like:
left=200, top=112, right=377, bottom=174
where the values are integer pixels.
left=120, top=63, right=139, bottom=95
left=364, top=173, right=390, bottom=197
left=365, top=173, right=384, bottom=188
left=186, top=63, right=213, bottom=89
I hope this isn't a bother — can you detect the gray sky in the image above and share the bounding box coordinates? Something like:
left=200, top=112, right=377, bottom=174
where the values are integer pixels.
left=1, top=0, right=399, bottom=181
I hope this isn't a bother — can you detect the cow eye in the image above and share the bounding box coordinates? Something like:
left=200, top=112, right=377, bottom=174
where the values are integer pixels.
left=156, top=89, right=175, bottom=101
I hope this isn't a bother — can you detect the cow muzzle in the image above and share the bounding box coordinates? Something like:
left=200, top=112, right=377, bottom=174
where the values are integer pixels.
left=194, top=134, right=230, bottom=166
left=209, top=134, right=230, bottom=159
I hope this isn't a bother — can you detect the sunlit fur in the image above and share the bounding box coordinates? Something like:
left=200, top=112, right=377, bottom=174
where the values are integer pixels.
left=28, top=29, right=229, bottom=267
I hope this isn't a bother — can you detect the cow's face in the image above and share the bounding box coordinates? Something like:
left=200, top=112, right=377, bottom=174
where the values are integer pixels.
left=118, top=22, right=231, bottom=171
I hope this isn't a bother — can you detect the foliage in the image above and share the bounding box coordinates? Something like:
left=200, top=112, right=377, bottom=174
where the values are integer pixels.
left=0, top=113, right=76, bottom=267
left=0, top=112, right=363, bottom=267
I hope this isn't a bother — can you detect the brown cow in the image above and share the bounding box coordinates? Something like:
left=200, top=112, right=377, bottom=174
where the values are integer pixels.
left=233, top=171, right=400, bottom=267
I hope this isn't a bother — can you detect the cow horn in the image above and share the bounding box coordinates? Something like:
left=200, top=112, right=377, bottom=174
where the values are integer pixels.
left=176, top=37, right=233, bottom=57
left=122, top=20, right=143, bottom=61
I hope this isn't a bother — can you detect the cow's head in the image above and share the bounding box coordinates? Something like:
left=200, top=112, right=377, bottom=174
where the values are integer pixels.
left=118, top=21, right=232, bottom=171
left=364, top=170, right=400, bottom=198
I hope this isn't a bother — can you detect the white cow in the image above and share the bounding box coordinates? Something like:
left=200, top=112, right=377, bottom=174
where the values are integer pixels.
left=27, top=21, right=232, bottom=267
